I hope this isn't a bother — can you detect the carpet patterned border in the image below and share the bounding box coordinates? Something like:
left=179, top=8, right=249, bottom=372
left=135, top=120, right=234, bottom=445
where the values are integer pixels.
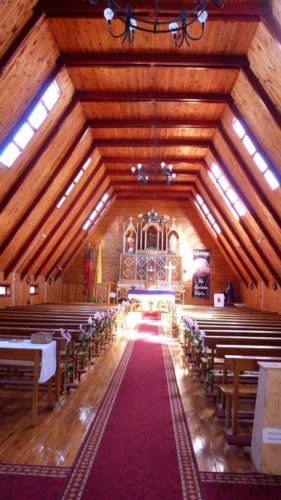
left=200, top=471, right=281, bottom=486
left=160, top=328, right=204, bottom=500
left=60, top=339, right=135, bottom=500
left=0, top=464, right=70, bottom=478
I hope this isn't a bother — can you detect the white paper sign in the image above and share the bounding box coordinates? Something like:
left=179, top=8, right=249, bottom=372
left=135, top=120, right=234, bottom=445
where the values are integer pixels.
left=263, top=428, right=281, bottom=444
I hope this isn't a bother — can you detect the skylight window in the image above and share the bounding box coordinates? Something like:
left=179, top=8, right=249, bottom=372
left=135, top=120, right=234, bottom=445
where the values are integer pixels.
left=96, top=201, right=103, bottom=212
left=0, top=142, right=21, bottom=167
left=42, top=81, right=60, bottom=111
left=209, top=161, right=246, bottom=220
left=28, top=102, right=48, bottom=129
left=253, top=152, right=267, bottom=173
left=264, top=170, right=280, bottom=190
left=13, top=122, right=34, bottom=149
left=232, top=118, right=245, bottom=139
left=0, top=79, right=61, bottom=169
left=82, top=157, right=91, bottom=170
left=56, top=196, right=66, bottom=209
left=57, top=157, right=92, bottom=209
left=242, top=135, right=256, bottom=156
left=82, top=191, right=110, bottom=231
left=211, top=162, right=220, bottom=178
left=74, top=170, right=84, bottom=184
left=232, top=117, right=280, bottom=191
left=65, top=183, right=75, bottom=196
left=194, top=194, right=221, bottom=237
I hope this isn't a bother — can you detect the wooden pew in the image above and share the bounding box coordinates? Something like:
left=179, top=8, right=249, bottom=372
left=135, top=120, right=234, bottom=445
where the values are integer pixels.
left=219, top=355, right=281, bottom=446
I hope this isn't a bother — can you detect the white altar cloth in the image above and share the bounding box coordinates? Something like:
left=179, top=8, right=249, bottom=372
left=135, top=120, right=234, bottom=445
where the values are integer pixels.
left=0, top=339, right=56, bottom=383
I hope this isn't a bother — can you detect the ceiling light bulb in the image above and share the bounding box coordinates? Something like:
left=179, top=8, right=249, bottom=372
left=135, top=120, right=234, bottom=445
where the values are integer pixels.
left=197, top=10, right=208, bottom=24
left=172, top=173, right=176, bottom=179
left=168, top=164, right=173, bottom=171
left=161, top=161, right=166, bottom=169
left=137, top=163, right=142, bottom=170
left=104, top=7, right=114, bottom=23
left=130, top=18, right=137, bottom=32
left=131, top=166, right=136, bottom=173
left=169, top=21, right=178, bottom=38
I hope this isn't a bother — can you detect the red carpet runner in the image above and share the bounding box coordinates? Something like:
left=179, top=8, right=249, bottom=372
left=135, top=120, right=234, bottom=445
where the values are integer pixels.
left=61, top=312, right=203, bottom=499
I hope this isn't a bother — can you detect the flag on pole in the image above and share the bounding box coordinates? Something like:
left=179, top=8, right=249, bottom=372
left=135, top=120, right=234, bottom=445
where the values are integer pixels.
left=85, top=244, right=92, bottom=296
left=96, top=241, right=102, bottom=284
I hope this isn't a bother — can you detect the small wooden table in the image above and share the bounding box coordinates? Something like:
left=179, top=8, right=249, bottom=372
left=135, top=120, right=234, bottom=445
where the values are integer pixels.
left=0, top=340, right=57, bottom=426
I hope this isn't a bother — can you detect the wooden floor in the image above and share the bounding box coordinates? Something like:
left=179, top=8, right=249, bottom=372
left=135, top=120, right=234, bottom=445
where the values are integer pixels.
left=0, top=312, right=255, bottom=473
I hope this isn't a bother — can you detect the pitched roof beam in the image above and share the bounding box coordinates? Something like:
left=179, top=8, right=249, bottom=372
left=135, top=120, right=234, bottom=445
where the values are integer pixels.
left=241, top=66, right=281, bottom=129
left=0, top=11, right=44, bottom=73
left=44, top=179, right=112, bottom=281
left=228, top=100, right=280, bottom=183
left=218, top=125, right=281, bottom=230
left=1, top=124, right=89, bottom=256
left=21, top=146, right=98, bottom=279
left=0, top=64, right=63, bottom=153
left=0, top=98, right=77, bottom=213
left=210, top=144, right=281, bottom=263
left=198, top=175, right=271, bottom=286
left=190, top=192, right=252, bottom=286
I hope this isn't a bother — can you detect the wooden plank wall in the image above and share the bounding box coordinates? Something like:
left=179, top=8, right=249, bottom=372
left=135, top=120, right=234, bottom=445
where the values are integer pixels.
left=61, top=198, right=241, bottom=306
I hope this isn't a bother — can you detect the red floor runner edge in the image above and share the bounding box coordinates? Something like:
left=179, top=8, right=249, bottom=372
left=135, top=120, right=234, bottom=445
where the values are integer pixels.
left=60, top=312, right=203, bottom=500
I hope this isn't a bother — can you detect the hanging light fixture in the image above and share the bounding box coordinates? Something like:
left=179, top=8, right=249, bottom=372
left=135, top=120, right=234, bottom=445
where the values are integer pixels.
left=131, top=162, right=176, bottom=185
left=89, top=1, right=224, bottom=47
left=138, top=208, right=170, bottom=224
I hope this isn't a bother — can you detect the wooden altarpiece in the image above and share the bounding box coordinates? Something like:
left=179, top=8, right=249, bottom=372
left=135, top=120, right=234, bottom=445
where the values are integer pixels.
left=117, top=216, right=184, bottom=301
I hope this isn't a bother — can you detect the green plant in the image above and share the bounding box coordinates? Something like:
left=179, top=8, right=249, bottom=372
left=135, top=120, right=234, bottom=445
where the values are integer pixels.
left=87, top=295, right=97, bottom=303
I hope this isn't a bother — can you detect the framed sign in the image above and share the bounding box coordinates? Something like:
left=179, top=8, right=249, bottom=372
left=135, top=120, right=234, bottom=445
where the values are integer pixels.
left=192, top=249, right=210, bottom=299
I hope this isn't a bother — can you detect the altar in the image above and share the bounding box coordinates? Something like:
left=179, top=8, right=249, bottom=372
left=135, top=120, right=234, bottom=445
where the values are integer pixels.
left=117, top=213, right=184, bottom=304
left=128, top=289, right=175, bottom=311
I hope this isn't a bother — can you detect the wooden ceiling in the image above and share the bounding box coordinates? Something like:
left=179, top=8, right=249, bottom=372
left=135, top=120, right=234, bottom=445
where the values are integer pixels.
left=0, top=0, right=280, bottom=288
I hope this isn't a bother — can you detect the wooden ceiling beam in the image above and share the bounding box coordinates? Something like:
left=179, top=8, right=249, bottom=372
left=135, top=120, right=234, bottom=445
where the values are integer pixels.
left=218, top=125, right=281, bottom=230
left=0, top=11, right=44, bottom=73
left=52, top=193, right=115, bottom=281
left=107, top=168, right=199, bottom=176
left=95, top=139, right=211, bottom=148
left=262, top=13, right=281, bottom=46
left=19, top=143, right=97, bottom=280
left=197, top=176, right=267, bottom=286
left=38, top=1, right=269, bottom=21
left=76, top=91, right=230, bottom=103
left=210, top=144, right=281, bottom=263
left=200, top=169, right=281, bottom=286
left=103, top=157, right=204, bottom=165
left=0, top=99, right=77, bottom=213
left=114, top=190, right=190, bottom=200
left=44, top=184, right=113, bottom=282
left=88, top=119, right=218, bottom=128
left=241, top=66, right=281, bottom=129
left=112, top=180, right=194, bottom=187
left=60, top=52, right=248, bottom=69
left=6, top=143, right=98, bottom=281
left=217, top=237, right=249, bottom=287
left=1, top=125, right=90, bottom=257
left=190, top=191, right=252, bottom=286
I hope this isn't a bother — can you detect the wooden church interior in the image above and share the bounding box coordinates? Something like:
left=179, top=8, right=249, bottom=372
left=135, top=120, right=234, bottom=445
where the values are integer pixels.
left=0, top=0, right=281, bottom=492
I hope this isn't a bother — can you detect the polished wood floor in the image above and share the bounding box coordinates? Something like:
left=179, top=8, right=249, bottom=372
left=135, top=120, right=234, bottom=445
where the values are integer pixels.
left=0, top=312, right=256, bottom=473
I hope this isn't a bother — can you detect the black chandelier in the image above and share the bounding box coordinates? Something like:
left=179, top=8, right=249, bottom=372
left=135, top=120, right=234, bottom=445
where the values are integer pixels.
left=131, top=162, right=176, bottom=185
left=89, top=1, right=224, bottom=47
left=138, top=208, right=169, bottom=224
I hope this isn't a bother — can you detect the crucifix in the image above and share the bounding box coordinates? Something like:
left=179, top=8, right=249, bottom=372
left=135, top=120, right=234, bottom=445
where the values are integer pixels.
left=164, top=261, right=177, bottom=289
